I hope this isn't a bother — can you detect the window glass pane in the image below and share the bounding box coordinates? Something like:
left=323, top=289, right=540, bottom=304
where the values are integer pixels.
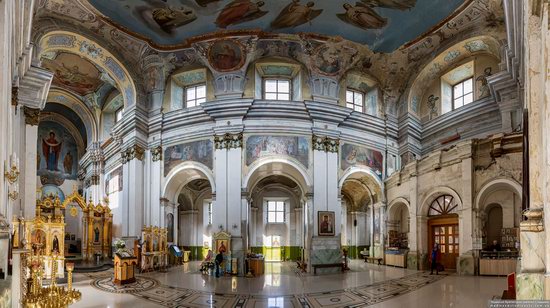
left=454, top=98, right=463, bottom=109
left=453, top=83, right=463, bottom=97
left=265, top=93, right=277, bottom=100
left=268, top=212, right=276, bottom=223
left=265, top=80, right=277, bottom=92
left=355, top=105, right=363, bottom=112
left=276, top=212, right=284, bottom=223
left=278, top=93, right=290, bottom=101
left=197, top=97, right=206, bottom=104
left=463, top=93, right=473, bottom=105
left=186, top=87, right=196, bottom=100
left=187, top=100, right=197, bottom=108
left=346, top=91, right=354, bottom=103
left=196, top=85, right=206, bottom=98
left=268, top=202, right=275, bottom=211
left=276, top=202, right=284, bottom=211
left=346, top=103, right=354, bottom=109
left=463, top=79, right=473, bottom=94
left=354, top=92, right=363, bottom=105
left=278, top=80, right=290, bottom=93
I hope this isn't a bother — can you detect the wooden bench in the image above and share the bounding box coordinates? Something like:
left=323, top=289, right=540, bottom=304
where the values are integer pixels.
left=365, top=257, right=383, bottom=265
left=312, top=263, right=344, bottom=275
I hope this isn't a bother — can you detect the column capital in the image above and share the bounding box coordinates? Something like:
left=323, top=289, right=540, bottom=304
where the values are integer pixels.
left=214, top=132, right=243, bottom=149
left=312, top=134, right=339, bottom=153
left=23, top=106, right=40, bottom=125
left=520, top=208, right=544, bottom=232
left=151, top=145, right=163, bottom=162
left=121, top=144, right=145, bottom=164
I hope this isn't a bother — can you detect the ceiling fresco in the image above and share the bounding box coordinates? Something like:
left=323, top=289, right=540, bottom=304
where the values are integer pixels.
left=86, top=0, right=467, bottom=52
left=41, top=52, right=104, bottom=96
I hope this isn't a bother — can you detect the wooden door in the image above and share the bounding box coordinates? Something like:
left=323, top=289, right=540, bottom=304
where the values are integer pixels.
left=428, top=216, right=459, bottom=270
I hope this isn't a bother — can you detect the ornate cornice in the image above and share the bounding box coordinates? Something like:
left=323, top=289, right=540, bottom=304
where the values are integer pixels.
left=151, top=145, right=163, bottom=162
left=121, top=144, right=145, bottom=164
left=312, top=135, right=339, bottom=153
left=214, top=132, right=243, bottom=150
left=23, top=106, right=40, bottom=125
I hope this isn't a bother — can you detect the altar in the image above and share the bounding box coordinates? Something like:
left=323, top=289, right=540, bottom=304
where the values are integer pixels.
left=141, top=226, right=168, bottom=272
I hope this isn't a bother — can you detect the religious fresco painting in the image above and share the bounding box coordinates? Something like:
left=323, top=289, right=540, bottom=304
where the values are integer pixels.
left=88, top=0, right=464, bottom=53
left=208, top=39, right=245, bottom=72
left=37, top=121, right=79, bottom=184
left=340, top=143, right=384, bottom=178
left=164, top=139, right=213, bottom=176
left=245, top=135, right=309, bottom=167
left=41, top=52, right=103, bottom=96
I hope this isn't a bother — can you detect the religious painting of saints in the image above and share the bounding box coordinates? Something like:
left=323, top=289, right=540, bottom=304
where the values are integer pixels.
left=216, top=239, right=228, bottom=254
left=318, top=211, right=335, bottom=236
left=245, top=135, right=309, bottom=167
left=37, top=121, right=79, bottom=184
left=93, top=224, right=101, bottom=244
left=208, top=39, right=245, bottom=72
left=164, top=139, right=213, bottom=176
left=374, top=207, right=380, bottom=244
left=65, top=232, right=70, bottom=241
left=340, top=143, right=384, bottom=178
left=166, top=213, right=174, bottom=243
left=51, top=233, right=60, bottom=254
left=31, top=229, right=47, bottom=255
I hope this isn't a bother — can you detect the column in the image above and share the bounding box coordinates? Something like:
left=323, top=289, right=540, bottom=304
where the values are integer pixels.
left=149, top=146, right=162, bottom=227
left=22, top=107, right=39, bottom=219
left=121, top=144, right=145, bottom=239
left=408, top=162, right=419, bottom=269
left=310, top=135, right=340, bottom=273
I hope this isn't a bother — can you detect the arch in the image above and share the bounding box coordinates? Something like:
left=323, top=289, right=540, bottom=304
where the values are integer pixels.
left=387, top=197, right=411, bottom=215
left=420, top=186, right=463, bottom=217
left=406, top=35, right=501, bottom=115
left=47, top=88, right=98, bottom=144
left=37, top=31, right=137, bottom=107
left=474, top=177, right=522, bottom=211
left=162, top=161, right=216, bottom=202
left=243, top=156, right=312, bottom=195
left=339, top=166, right=384, bottom=202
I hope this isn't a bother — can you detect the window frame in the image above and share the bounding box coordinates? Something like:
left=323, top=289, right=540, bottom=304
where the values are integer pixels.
left=184, top=83, right=207, bottom=108
left=451, top=77, right=474, bottom=110
left=263, top=78, right=292, bottom=101
left=345, top=88, right=365, bottom=113
left=266, top=200, right=286, bottom=224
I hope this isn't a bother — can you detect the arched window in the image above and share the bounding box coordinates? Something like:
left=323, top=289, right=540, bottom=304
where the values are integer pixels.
left=428, top=195, right=458, bottom=216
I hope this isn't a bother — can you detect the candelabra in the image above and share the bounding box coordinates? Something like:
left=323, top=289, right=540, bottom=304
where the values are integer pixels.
left=21, top=250, right=82, bottom=308
left=4, top=152, right=19, bottom=184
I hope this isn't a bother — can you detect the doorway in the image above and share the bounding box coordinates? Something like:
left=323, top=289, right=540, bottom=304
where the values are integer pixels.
left=428, top=216, right=459, bottom=270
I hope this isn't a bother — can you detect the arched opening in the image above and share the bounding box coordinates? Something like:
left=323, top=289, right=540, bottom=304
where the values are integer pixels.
left=485, top=204, right=503, bottom=249
left=176, top=178, right=213, bottom=260
left=339, top=168, right=383, bottom=259
left=427, top=194, right=460, bottom=270
left=387, top=202, right=410, bottom=249
left=244, top=158, right=311, bottom=273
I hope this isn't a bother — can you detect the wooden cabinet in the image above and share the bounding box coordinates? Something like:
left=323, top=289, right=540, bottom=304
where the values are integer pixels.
left=479, top=259, right=517, bottom=276
left=385, top=253, right=407, bottom=268
left=247, top=258, right=264, bottom=276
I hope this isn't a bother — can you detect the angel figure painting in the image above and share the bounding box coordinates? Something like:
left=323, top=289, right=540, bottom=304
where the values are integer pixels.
left=215, top=0, right=267, bottom=29
left=271, top=0, right=323, bottom=29
left=337, top=2, right=388, bottom=30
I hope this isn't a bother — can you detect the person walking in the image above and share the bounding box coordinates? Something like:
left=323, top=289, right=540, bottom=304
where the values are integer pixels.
left=215, top=251, right=224, bottom=278
left=430, top=243, right=441, bottom=275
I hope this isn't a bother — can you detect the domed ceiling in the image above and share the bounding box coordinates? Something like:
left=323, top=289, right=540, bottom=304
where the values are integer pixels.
left=86, top=0, right=467, bottom=52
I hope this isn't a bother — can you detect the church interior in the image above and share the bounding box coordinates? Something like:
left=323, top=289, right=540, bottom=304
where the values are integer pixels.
left=1, top=0, right=548, bottom=307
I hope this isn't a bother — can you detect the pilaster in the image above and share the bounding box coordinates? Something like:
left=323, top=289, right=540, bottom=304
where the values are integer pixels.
left=121, top=144, right=145, bottom=238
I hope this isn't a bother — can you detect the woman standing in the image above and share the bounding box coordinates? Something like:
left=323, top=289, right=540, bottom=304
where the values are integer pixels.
left=430, top=243, right=441, bottom=275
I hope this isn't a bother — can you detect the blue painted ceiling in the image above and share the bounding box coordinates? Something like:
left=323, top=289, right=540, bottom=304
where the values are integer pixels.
left=88, top=0, right=466, bottom=53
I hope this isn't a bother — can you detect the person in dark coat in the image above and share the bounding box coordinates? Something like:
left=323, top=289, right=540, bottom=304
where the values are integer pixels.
left=430, top=243, right=442, bottom=275
left=215, top=251, right=224, bottom=277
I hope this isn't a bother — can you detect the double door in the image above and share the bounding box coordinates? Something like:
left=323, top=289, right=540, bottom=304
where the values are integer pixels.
left=428, top=216, right=459, bottom=270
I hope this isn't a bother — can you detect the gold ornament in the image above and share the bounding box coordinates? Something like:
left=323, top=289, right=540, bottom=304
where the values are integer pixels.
left=70, top=206, right=78, bottom=217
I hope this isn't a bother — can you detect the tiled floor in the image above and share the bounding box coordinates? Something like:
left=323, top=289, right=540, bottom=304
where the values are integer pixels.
left=69, top=261, right=506, bottom=308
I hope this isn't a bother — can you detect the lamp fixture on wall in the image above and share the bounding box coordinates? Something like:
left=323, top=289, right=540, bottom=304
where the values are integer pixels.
left=5, top=152, right=19, bottom=200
